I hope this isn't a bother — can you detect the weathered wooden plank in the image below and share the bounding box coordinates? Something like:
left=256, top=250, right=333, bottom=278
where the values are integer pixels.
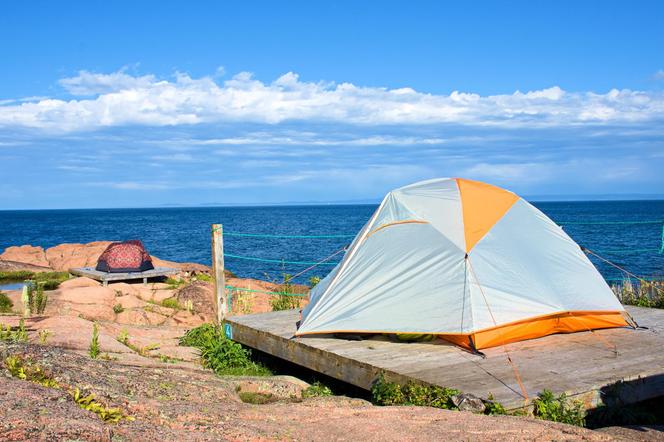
left=69, top=267, right=179, bottom=286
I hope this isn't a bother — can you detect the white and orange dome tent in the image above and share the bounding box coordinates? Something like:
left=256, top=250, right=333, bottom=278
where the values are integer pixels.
left=296, top=178, right=628, bottom=350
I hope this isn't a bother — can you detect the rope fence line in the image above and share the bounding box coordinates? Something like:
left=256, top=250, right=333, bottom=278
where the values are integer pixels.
left=217, top=218, right=663, bottom=289
left=223, top=252, right=340, bottom=266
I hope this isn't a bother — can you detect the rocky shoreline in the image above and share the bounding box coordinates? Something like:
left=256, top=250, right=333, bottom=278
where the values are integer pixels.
left=0, top=242, right=660, bottom=440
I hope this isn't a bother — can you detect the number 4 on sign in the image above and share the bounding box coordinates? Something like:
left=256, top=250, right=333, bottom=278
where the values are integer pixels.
left=224, top=323, right=233, bottom=340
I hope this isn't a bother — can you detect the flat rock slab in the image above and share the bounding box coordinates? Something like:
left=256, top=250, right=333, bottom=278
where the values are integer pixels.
left=227, top=306, right=664, bottom=410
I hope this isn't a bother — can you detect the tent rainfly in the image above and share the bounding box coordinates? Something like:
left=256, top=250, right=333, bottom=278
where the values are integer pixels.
left=296, top=178, right=629, bottom=350
left=95, top=240, right=155, bottom=273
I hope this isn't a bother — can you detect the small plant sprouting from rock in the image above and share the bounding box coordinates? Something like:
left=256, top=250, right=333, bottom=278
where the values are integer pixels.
left=165, top=277, right=186, bottom=290
left=161, top=297, right=182, bottom=310
left=302, top=381, right=333, bottom=398
left=113, top=303, right=124, bottom=314
left=184, top=299, right=194, bottom=313
left=117, top=328, right=129, bottom=345
left=0, top=319, right=29, bottom=343
left=4, top=354, right=60, bottom=388
left=193, top=272, right=213, bottom=283
left=532, top=389, right=585, bottom=426
left=89, top=323, right=100, bottom=359
left=71, top=387, right=134, bottom=423
left=38, top=329, right=53, bottom=344
left=308, top=276, right=321, bottom=288
left=179, top=323, right=271, bottom=376
left=270, top=274, right=301, bottom=312
left=4, top=354, right=133, bottom=423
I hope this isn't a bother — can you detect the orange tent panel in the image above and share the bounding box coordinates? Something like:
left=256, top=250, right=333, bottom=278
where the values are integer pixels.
left=456, top=178, right=519, bottom=252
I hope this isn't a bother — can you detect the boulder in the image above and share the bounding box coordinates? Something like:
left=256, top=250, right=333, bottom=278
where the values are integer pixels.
left=45, top=241, right=111, bottom=271
left=175, top=281, right=215, bottom=318
left=451, top=393, right=486, bottom=413
left=0, top=245, right=50, bottom=268
left=58, top=277, right=100, bottom=290
left=1, top=241, right=213, bottom=274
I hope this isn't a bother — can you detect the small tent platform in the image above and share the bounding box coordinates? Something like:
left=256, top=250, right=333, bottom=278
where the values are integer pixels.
left=226, top=306, right=664, bottom=410
left=69, top=267, right=178, bottom=286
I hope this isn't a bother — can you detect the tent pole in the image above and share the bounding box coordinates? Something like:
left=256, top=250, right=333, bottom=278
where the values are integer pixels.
left=212, top=224, right=227, bottom=324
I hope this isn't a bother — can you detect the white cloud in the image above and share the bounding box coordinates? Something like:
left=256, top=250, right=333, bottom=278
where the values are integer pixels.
left=0, top=69, right=663, bottom=133
left=58, top=70, right=157, bottom=95
left=654, top=70, right=664, bottom=80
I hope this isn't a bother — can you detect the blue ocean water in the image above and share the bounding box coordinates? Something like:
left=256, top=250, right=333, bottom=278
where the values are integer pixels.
left=0, top=201, right=662, bottom=284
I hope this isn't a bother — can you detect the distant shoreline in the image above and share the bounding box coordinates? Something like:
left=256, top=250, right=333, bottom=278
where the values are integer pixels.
left=2, top=196, right=664, bottom=212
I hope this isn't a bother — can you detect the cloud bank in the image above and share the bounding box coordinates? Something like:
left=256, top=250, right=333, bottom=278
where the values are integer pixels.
left=1, top=69, right=663, bottom=132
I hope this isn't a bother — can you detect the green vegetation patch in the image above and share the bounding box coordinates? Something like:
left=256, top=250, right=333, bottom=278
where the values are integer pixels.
left=4, top=353, right=134, bottom=423
left=0, top=319, right=29, bottom=343
left=238, top=391, right=278, bottom=405
left=161, top=297, right=183, bottom=310
left=165, top=277, right=187, bottom=290
left=179, top=323, right=272, bottom=376
left=4, top=354, right=60, bottom=388
left=614, top=280, right=664, bottom=309
left=532, top=389, right=585, bottom=426
left=270, top=274, right=302, bottom=311
left=0, top=291, right=13, bottom=313
left=0, top=271, right=70, bottom=290
left=71, top=387, right=134, bottom=423
left=302, top=381, right=333, bottom=398
left=371, top=373, right=459, bottom=409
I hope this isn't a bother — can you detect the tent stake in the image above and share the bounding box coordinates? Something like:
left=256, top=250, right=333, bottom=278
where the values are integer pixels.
left=212, top=224, right=227, bottom=323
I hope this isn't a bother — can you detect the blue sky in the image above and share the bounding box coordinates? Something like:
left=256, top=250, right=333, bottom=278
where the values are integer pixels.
left=1, top=0, right=663, bottom=209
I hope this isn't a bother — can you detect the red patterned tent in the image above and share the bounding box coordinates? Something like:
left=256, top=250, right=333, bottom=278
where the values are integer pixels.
left=95, top=240, right=155, bottom=273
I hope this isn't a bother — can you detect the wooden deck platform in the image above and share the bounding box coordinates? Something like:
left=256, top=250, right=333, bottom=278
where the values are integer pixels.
left=226, top=306, right=664, bottom=410
left=69, top=267, right=179, bottom=286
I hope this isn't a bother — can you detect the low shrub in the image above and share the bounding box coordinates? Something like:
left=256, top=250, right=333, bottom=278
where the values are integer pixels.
left=532, top=389, right=585, bottom=426
left=112, top=303, right=124, bottom=314
left=179, top=323, right=271, bottom=376
left=0, top=291, right=13, bottom=313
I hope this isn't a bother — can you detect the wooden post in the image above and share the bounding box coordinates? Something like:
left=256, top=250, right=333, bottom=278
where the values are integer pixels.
left=211, top=224, right=227, bottom=324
